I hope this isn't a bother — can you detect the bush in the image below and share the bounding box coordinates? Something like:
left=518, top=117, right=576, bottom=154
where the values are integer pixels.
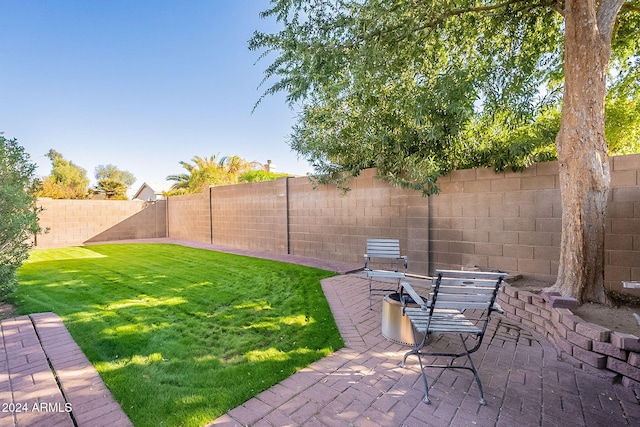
left=0, top=136, right=41, bottom=299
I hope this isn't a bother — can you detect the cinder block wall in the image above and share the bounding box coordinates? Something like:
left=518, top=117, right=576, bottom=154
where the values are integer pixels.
left=430, top=162, right=561, bottom=282
left=166, top=192, right=210, bottom=244
left=34, top=153, right=640, bottom=297
left=430, top=154, right=640, bottom=295
left=166, top=170, right=429, bottom=275
left=35, top=199, right=166, bottom=248
left=210, top=179, right=288, bottom=254
left=287, top=168, right=429, bottom=274
left=605, top=155, right=640, bottom=293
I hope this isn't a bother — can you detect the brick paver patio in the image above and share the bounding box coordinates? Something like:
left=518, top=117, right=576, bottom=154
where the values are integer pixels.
left=211, top=274, right=640, bottom=426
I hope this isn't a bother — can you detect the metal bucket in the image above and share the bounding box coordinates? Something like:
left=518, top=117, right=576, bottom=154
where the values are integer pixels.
left=381, top=292, right=425, bottom=346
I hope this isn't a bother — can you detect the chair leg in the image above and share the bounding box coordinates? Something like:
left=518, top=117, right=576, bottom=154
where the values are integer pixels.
left=401, top=327, right=432, bottom=404
left=416, top=351, right=431, bottom=404
left=368, top=277, right=373, bottom=310
left=400, top=348, right=417, bottom=368
left=459, top=334, right=486, bottom=405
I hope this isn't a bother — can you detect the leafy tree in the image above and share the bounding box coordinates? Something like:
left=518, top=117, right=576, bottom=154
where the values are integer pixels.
left=250, top=0, right=640, bottom=303
left=38, top=149, right=89, bottom=199
left=239, top=170, right=289, bottom=183
left=166, top=155, right=255, bottom=195
left=94, top=164, right=136, bottom=199
left=0, top=136, right=41, bottom=298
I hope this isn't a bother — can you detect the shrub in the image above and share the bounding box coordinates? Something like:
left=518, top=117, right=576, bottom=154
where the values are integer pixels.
left=0, top=136, right=41, bottom=298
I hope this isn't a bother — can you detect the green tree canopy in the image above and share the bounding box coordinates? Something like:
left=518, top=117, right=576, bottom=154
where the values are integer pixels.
left=94, top=164, right=136, bottom=199
left=239, top=169, right=289, bottom=183
left=250, top=0, right=639, bottom=194
left=39, top=149, right=89, bottom=199
left=0, top=136, right=41, bottom=298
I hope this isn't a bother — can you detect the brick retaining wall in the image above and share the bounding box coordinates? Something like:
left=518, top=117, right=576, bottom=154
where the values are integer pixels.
left=498, top=285, right=640, bottom=386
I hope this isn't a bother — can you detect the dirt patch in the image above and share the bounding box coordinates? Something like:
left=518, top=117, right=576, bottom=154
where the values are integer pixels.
left=508, top=278, right=640, bottom=336
left=0, top=303, right=16, bottom=320
left=573, top=303, right=640, bottom=335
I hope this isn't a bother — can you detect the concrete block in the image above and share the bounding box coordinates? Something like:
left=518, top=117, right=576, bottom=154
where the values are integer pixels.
left=622, top=376, right=640, bottom=387
left=567, top=330, right=592, bottom=350
left=517, top=258, right=551, bottom=275
left=573, top=346, right=607, bottom=369
left=515, top=308, right=532, bottom=321
left=612, top=186, right=640, bottom=203
left=560, top=313, right=583, bottom=331
left=504, top=218, right=536, bottom=232
left=628, top=352, right=640, bottom=368
left=611, top=153, right=640, bottom=171
left=611, top=332, right=640, bottom=353
left=521, top=175, right=556, bottom=191
left=549, top=296, right=579, bottom=309
left=592, top=340, right=628, bottom=361
left=539, top=307, right=553, bottom=323
left=510, top=298, right=525, bottom=310
left=580, top=364, right=621, bottom=383
left=575, top=322, right=611, bottom=342
left=555, top=337, right=574, bottom=356
left=521, top=318, right=537, bottom=332
left=607, top=357, right=640, bottom=382
left=535, top=161, right=560, bottom=176
left=491, top=177, right=522, bottom=192
left=524, top=303, right=541, bottom=316
left=503, top=286, right=519, bottom=298
left=464, top=179, right=491, bottom=193
left=551, top=321, right=568, bottom=339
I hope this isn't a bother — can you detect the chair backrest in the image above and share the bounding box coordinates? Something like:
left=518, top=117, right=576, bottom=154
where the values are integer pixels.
left=366, top=239, right=401, bottom=259
left=434, top=269, right=506, bottom=281
left=430, top=270, right=506, bottom=313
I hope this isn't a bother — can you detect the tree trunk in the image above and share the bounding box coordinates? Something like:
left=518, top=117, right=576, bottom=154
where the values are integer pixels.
left=550, top=0, right=624, bottom=304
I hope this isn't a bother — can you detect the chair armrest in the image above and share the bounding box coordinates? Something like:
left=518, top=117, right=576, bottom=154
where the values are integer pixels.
left=364, top=254, right=369, bottom=270
left=399, top=281, right=428, bottom=311
left=401, top=256, right=408, bottom=269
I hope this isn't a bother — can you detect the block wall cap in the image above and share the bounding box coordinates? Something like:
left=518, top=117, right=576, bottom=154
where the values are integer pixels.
left=549, top=295, right=579, bottom=309
left=541, top=291, right=561, bottom=302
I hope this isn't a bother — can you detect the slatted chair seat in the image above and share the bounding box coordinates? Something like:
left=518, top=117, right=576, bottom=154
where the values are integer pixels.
left=404, top=308, right=483, bottom=334
left=363, top=238, right=407, bottom=309
left=398, top=269, right=507, bottom=405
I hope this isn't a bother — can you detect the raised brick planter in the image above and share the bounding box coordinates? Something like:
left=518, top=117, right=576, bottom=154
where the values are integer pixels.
left=498, top=285, right=640, bottom=386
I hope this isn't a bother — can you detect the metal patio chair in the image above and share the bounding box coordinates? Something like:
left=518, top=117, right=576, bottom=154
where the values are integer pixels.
left=363, top=238, right=407, bottom=309
left=398, top=269, right=507, bottom=405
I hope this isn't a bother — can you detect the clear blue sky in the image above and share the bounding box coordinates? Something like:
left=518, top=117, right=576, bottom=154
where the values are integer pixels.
left=0, top=0, right=309, bottom=189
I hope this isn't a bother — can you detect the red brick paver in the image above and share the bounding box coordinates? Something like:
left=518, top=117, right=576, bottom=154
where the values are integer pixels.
left=0, top=313, right=132, bottom=427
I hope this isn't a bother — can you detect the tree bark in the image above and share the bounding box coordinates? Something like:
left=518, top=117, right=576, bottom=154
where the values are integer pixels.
left=550, top=0, right=624, bottom=304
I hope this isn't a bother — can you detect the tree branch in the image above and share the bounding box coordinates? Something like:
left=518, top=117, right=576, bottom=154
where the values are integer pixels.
left=415, top=0, right=538, bottom=31
left=366, top=0, right=560, bottom=44
left=597, top=0, right=626, bottom=40
left=620, top=2, right=640, bottom=13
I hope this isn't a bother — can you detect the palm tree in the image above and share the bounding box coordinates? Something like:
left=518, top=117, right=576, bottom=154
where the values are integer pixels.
left=166, top=155, right=254, bottom=195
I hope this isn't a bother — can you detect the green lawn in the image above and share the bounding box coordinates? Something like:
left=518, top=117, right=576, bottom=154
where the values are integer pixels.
left=14, top=244, right=343, bottom=427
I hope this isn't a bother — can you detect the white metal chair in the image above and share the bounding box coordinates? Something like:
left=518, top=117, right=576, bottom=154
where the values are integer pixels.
left=363, top=238, right=407, bottom=309
left=399, top=269, right=507, bottom=405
